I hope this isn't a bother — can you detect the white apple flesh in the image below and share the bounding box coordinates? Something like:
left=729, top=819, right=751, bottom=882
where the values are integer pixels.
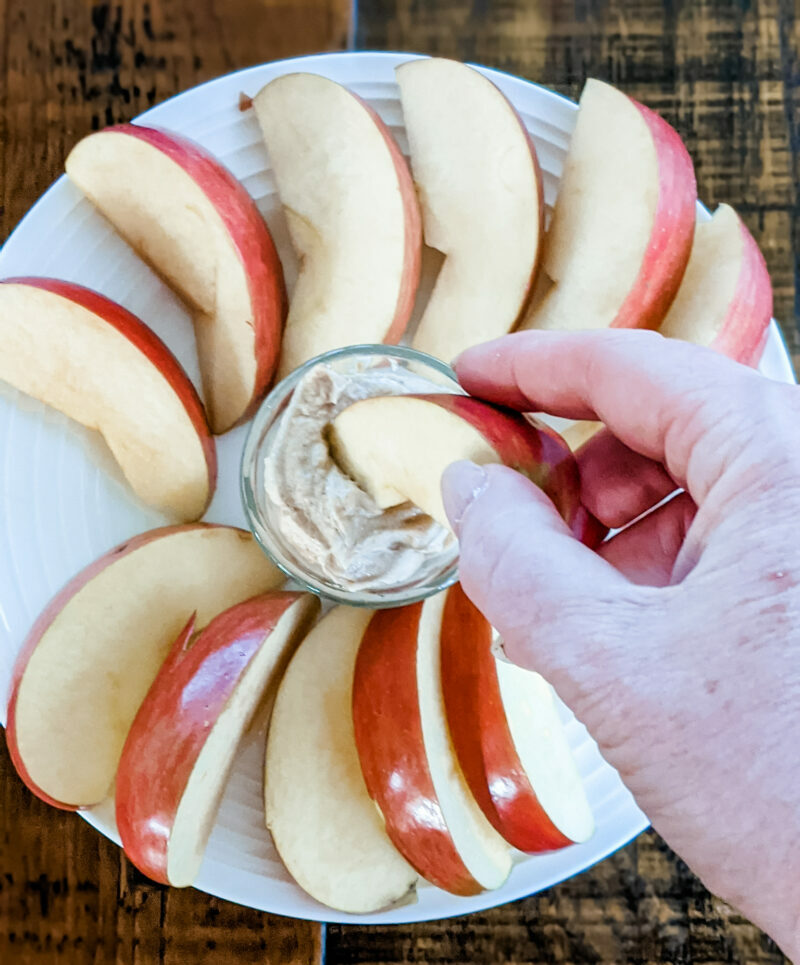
left=660, top=204, right=773, bottom=365
left=6, top=524, right=283, bottom=810
left=496, top=661, right=594, bottom=845
left=66, top=125, right=287, bottom=433
left=330, top=392, right=603, bottom=546
left=116, top=591, right=319, bottom=887
left=353, top=592, right=511, bottom=895
left=561, top=420, right=604, bottom=453
left=0, top=278, right=215, bottom=521
left=440, top=583, right=593, bottom=853
left=396, top=57, right=544, bottom=362
left=521, top=78, right=696, bottom=332
left=559, top=206, right=773, bottom=450
left=252, top=73, right=422, bottom=378
left=265, top=606, right=417, bottom=914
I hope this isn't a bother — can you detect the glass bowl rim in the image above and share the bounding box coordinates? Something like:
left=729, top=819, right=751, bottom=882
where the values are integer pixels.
left=240, top=343, right=463, bottom=608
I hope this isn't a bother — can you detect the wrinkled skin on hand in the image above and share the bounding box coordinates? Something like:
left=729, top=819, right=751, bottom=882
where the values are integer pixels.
left=442, top=330, right=800, bottom=959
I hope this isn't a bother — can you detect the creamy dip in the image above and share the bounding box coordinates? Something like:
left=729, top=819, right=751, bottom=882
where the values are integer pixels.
left=262, top=359, right=457, bottom=592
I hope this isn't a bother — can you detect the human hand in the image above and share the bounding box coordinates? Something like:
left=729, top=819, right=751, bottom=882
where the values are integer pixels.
left=441, top=329, right=800, bottom=959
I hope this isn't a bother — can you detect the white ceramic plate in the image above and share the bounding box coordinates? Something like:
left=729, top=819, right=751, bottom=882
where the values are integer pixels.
left=0, top=51, right=794, bottom=925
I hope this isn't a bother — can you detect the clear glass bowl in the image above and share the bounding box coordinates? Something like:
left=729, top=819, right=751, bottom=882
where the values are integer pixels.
left=240, top=344, right=464, bottom=608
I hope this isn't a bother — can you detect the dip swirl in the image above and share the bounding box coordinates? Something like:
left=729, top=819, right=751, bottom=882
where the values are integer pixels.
left=262, top=359, right=457, bottom=592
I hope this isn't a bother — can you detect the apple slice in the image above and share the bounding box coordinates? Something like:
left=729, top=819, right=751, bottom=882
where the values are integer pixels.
left=65, top=124, right=286, bottom=433
left=521, top=78, right=696, bottom=332
left=266, top=606, right=417, bottom=914
left=660, top=204, right=773, bottom=366
left=440, top=583, right=593, bottom=852
left=561, top=420, right=604, bottom=453
left=396, top=58, right=544, bottom=362
left=252, top=73, right=422, bottom=378
left=0, top=278, right=215, bottom=521
left=353, top=592, right=511, bottom=895
left=559, top=210, right=773, bottom=449
left=331, top=392, right=602, bottom=544
left=6, top=524, right=283, bottom=810
left=116, top=591, right=319, bottom=887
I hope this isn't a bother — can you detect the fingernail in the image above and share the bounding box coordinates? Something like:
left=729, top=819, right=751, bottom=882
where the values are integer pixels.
left=441, top=461, right=488, bottom=533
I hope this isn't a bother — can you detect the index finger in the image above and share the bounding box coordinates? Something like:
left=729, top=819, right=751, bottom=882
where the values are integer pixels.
left=454, top=329, right=766, bottom=501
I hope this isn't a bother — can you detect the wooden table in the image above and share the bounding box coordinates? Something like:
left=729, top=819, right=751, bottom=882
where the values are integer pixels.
left=0, top=1, right=796, bottom=962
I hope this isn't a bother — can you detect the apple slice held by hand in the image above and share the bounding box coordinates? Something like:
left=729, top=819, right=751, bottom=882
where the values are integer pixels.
left=440, top=584, right=594, bottom=852
left=396, top=58, right=544, bottom=362
left=330, top=393, right=602, bottom=544
left=521, top=78, right=696, bottom=333
left=266, top=606, right=417, bottom=914
left=6, top=524, right=282, bottom=810
left=353, top=592, right=511, bottom=896
left=0, top=278, right=215, bottom=521
left=65, top=125, right=286, bottom=433
left=660, top=204, right=773, bottom=366
left=116, top=591, right=319, bottom=887
left=252, top=73, right=422, bottom=378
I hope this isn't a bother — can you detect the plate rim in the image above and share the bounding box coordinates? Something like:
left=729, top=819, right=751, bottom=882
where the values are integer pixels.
left=1, top=48, right=794, bottom=926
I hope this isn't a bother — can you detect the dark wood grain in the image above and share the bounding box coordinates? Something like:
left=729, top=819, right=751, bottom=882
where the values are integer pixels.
left=0, top=735, right=322, bottom=965
left=0, top=0, right=352, bottom=246
left=328, top=833, right=788, bottom=964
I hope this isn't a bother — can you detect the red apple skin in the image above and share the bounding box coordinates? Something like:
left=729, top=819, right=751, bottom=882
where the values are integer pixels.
left=352, top=603, right=484, bottom=897
left=5, top=523, right=233, bottom=811
left=102, top=124, right=288, bottom=427
left=357, top=101, right=422, bottom=345
left=115, top=591, right=304, bottom=885
left=744, top=323, right=770, bottom=369
left=611, top=99, right=697, bottom=330
left=440, top=584, right=574, bottom=853
left=407, top=393, right=606, bottom=548
left=115, top=611, right=196, bottom=876
left=713, top=218, right=773, bottom=367
left=0, top=276, right=217, bottom=510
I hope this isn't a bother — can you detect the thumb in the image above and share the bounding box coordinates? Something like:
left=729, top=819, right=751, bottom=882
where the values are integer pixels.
left=441, top=461, right=664, bottom=708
